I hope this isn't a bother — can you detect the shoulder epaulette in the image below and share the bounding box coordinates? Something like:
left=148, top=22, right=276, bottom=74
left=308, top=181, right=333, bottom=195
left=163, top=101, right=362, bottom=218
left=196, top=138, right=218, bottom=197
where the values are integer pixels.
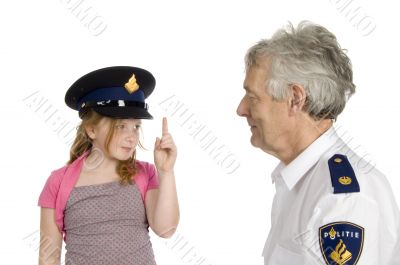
left=328, top=154, right=360, bottom=194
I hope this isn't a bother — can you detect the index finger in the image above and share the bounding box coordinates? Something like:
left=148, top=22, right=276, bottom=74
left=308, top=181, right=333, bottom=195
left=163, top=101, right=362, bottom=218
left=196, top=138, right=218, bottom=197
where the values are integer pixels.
left=162, top=117, right=168, bottom=135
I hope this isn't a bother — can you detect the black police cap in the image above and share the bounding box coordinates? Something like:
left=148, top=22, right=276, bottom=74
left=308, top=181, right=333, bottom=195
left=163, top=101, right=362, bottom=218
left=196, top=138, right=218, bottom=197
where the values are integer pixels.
left=65, top=66, right=155, bottom=119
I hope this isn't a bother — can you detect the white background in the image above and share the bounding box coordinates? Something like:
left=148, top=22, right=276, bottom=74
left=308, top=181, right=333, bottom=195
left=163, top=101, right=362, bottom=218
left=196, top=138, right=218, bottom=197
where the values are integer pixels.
left=1, top=0, right=399, bottom=264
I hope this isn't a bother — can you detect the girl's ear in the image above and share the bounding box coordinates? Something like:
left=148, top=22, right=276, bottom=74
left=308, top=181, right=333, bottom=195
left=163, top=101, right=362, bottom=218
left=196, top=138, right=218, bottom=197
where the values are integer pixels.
left=85, top=124, right=96, bottom=140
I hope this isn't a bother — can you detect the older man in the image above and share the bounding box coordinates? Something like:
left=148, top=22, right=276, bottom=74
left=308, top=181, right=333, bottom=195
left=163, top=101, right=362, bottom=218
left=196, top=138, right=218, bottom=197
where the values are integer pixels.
left=237, top=21, right=400, bottom=265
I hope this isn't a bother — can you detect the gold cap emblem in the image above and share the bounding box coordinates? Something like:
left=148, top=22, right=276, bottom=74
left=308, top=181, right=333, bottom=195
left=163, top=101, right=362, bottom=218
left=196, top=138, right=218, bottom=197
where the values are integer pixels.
left=339, top=176, right=352, bottom=185
left=334, top=157, right=342, bottom=164
left=124, top=73, right=139, bottom=94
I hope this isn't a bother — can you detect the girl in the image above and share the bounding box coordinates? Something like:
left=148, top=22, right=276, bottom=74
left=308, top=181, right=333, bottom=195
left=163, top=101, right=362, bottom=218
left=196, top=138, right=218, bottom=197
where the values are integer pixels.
left=38, top=66, right=179, bottom=265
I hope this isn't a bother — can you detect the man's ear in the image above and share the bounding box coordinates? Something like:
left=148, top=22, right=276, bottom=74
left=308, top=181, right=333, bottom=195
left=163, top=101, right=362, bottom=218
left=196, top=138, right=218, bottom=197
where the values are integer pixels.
left=288, top=84, right=307, bottom=115
left=85, top=124, right=96, bottom=140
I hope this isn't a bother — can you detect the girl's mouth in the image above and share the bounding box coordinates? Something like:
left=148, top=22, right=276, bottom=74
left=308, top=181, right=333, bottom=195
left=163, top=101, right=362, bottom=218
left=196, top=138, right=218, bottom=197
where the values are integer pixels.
left=121, top=147, right=132, bottom=152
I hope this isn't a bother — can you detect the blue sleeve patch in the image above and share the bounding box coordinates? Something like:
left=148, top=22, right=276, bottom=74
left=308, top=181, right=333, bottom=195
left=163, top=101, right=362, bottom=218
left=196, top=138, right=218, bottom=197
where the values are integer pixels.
left=319, top=222, right=364, bottom=265
left=328, top=154, right=360, bottom=194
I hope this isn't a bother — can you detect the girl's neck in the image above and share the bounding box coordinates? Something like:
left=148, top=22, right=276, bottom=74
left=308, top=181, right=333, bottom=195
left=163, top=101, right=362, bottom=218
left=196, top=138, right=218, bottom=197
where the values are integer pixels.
left=83, top=149, right=118, bottom=174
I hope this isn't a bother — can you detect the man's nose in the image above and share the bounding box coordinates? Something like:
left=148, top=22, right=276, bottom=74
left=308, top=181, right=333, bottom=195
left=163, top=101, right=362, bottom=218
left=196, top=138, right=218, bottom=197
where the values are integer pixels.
left=236, top=97, right=249, bottom=117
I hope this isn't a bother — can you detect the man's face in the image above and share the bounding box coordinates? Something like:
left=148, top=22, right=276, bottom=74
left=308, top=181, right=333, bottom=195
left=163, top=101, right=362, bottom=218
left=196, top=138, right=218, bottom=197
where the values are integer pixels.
left=236, top=61, right=291, bottom=154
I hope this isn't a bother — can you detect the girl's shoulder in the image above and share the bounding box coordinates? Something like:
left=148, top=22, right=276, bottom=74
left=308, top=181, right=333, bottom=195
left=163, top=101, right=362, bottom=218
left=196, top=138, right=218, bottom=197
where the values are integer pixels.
left=134, top=160, right=159, bottom=199
left=135, top=160, right=158, bottom=180
left=136, top=160, right=155, bottom=172
left=38, top=164, right=71, bottom=208
left=45, top=156, right=84, bottom=187
left=136, top=160, right=158, bottom=179
left=42, top=164, right=71, bottom=191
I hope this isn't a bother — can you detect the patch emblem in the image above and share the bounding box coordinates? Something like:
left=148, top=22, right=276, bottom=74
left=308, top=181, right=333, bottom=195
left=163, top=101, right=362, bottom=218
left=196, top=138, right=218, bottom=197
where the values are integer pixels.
left=319, top=222, right=364, bottom=265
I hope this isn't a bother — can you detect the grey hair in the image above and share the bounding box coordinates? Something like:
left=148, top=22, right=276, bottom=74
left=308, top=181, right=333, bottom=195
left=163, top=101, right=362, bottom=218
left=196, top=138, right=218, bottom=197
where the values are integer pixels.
left=245, top=21, right=355, bottom=120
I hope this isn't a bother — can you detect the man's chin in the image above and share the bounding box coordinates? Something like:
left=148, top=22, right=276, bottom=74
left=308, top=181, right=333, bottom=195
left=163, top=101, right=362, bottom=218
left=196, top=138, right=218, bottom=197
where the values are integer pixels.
left=250, top=136, right=260, bottom=148
left=250, top=137, right=270, bottom=154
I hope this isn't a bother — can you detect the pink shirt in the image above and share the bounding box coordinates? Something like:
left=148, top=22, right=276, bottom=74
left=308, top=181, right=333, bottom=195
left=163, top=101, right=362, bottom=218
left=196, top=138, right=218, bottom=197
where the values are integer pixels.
left=37, top=151, right=159, bottom=241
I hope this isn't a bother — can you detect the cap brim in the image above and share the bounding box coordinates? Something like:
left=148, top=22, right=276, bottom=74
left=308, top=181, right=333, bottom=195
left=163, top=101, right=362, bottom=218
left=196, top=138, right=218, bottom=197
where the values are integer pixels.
left=81, top=106, right=153, bottom=119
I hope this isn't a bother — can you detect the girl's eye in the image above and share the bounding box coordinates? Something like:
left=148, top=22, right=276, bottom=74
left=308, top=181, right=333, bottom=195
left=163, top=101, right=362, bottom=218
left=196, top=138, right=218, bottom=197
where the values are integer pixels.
left=115, top=124, right=141, bottom=132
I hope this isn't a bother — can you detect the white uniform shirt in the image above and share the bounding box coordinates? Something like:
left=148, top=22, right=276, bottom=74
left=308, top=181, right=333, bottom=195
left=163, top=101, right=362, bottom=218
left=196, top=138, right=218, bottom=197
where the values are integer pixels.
left=263, top=127, right=400, bottom=265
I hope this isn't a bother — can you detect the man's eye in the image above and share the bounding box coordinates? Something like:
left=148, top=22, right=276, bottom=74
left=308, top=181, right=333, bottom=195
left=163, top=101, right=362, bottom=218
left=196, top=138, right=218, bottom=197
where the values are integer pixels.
left=135, top=125, right=141, bottom=129
left=116, top=124, right=125, bottom=129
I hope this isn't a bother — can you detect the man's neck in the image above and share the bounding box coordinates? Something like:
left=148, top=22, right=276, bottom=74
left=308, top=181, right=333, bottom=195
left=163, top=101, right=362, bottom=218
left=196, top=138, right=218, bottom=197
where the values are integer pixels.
left=278, top=119, right=333, bottom=165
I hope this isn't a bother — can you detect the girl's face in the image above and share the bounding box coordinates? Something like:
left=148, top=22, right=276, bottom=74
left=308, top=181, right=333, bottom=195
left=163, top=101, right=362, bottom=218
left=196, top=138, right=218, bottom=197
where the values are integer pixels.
left=87, top=118, right=141, bottom=161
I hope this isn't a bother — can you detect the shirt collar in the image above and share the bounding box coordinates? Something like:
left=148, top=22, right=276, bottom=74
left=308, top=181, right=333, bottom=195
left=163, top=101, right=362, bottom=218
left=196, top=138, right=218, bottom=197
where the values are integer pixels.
left=271, top=126, right=339, bottom=190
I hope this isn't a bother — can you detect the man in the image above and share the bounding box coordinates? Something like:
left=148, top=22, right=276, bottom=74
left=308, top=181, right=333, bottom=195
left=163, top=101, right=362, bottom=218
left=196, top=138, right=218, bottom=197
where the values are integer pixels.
left=237, top=21, right=400, bottom=265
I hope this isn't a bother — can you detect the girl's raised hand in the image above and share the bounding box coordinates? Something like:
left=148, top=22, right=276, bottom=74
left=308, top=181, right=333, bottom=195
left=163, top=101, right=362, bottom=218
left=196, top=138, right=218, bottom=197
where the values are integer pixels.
left=154, top=117, right=177, bottom=175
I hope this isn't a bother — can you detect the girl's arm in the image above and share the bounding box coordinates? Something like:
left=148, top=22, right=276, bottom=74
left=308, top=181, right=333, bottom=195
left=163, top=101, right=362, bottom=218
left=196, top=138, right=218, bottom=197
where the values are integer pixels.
left=145, top=171, right=179, bottom=238
left=39, top=208, right=62, bottom=265
left=146, top=117, right=179, bottom=238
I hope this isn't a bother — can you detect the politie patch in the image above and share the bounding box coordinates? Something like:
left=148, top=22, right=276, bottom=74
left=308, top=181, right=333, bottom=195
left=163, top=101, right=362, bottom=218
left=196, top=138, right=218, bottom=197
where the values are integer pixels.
left=319, top=222, right=364, bottom=265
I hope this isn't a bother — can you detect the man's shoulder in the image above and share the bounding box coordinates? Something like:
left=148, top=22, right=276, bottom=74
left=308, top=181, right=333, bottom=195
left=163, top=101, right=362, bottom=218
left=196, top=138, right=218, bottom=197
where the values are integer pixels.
left=327, top=153, right=360, bottom=194
left=318, top=145, right=391, bottom=198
